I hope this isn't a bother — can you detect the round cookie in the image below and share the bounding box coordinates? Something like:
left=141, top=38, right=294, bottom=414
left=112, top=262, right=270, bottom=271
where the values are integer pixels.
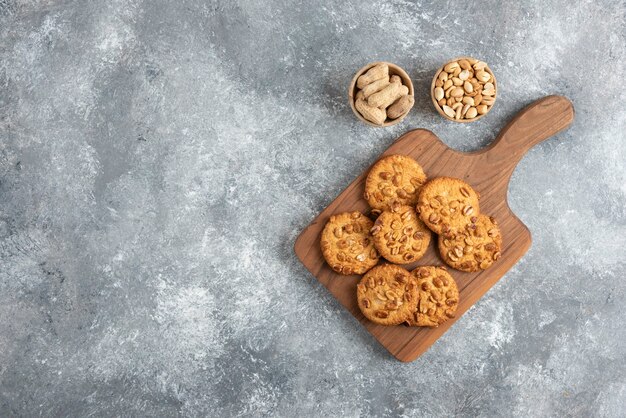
left=417, top=177, right=480, bottom=235
left=321, top=211, right=380, bottom=275
left=371, top=205, right=431, bottom=264
left=406, top=266, right=459, bottom=327
left=439, top=214, right=502, bottom=272
left=357, top=264, right=418, bottom=325
left=364, top=155, right=427, bottom=212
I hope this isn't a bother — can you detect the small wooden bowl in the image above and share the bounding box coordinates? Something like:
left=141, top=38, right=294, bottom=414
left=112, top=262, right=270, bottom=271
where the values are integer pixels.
left=431, top=57, right=497, bottom=123
left=349, top=62, right=414, bottom=127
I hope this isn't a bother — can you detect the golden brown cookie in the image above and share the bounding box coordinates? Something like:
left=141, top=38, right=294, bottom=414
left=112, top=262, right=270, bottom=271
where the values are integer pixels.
left=438, top=214, right=502, bottom=272
left=371, top=205, right=431, bottom=264
left=416, top=177, right=480, bottom=235
left=364, top=155, right=427, bottom=212
left=406, top=266, right=459, bottom=327
left=321, top=211, right=380, bottom=275
left=357, top=264, right=418, bottom=325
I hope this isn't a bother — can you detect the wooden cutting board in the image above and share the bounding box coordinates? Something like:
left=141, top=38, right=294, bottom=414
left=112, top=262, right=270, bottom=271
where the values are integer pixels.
left=294, top=95, right=574, bottom=362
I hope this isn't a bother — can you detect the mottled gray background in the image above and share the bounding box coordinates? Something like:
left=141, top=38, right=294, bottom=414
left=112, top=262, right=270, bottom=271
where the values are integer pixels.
left=0, top=0, right=624, bottom=416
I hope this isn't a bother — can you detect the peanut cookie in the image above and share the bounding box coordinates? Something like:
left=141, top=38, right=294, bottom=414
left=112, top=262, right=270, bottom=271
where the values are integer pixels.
left=321, top=211, right=380, bottom=275
left=371, top=205, right=431, bottom=264
left=357, top=264, right=418, bottom=325
left=364, top=155, right=427, bottom=212
left=406, top=266, right=459, bottom=327
left=439, top=214, right=502, bottom=272
left=416, top=177, right=480, bottom=235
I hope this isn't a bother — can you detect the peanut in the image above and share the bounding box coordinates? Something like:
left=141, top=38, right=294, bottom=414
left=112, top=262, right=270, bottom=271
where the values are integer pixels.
left=362, top=77, right=390, bottom=99
left=459, top=59, right=472, bottom=70
left=368, top=82, right=408, bottom=109
left=476, top=104, right=488, bottom=114
left=476, top=70, right=491, bottom=83
left=444, top=62, right=459, bottom=73
left=357, top=63, right=388, bottom=89
left=451, top=87, right=464, bottom=98
left=473, top=61, right=488, bottom=70
left=387, top=95, right=414, bottom=119
left=355, top=90, right=386, bottom=125
left=442, top=105, right=455, bottom=118
left=434, top=87, right=444, bottom=101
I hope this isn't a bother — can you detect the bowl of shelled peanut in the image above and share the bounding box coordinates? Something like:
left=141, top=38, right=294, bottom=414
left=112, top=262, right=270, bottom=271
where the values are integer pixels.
left=431, top=57, right=497, bottom=122
left=349, top=62, right=414, bottom=127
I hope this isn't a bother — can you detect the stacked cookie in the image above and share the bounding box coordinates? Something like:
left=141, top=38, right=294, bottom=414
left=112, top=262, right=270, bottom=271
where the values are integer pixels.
left=365, top=155, right=430, bottom=265
left=416, top=177, right=502, bottom=272
left=356, top=264, right=459, bottom=327
left=320, top=155, right=455, bottom=328
left=319, top=154, right=503, bottom=328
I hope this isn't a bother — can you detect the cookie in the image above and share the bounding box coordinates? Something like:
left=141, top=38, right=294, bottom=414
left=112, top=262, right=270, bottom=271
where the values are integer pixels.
left=439, top=214, right=502, bottom=272
left=371, top=205, right=431, bottom=264
left=364, top=155, right=427, bottom=212
left=416, top=177, right=480, bottom=235
left=406, top=266, right=459, bottom=327
left=357, top=264, right=418, bottom=325
left=321, top=211, right=380, bottom=275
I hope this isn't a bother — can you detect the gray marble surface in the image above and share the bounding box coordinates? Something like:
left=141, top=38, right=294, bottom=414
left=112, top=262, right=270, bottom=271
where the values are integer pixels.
left=1, top=0, right=625, bottom=416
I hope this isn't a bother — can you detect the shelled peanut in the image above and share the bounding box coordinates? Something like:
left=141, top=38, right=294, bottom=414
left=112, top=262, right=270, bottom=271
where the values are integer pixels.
left=432, top=58, right=496, bottom=121
left=353, top=63, right=414, bottom=125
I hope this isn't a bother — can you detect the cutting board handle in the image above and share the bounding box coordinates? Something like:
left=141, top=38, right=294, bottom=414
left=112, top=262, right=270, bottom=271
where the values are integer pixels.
left=478, top=95, right=575, bottom=170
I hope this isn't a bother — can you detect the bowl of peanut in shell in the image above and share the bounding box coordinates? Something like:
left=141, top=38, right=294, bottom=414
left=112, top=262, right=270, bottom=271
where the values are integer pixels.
left=349, top=62, right=415, bottom=127
left=431, top=57, right=497, bottom=122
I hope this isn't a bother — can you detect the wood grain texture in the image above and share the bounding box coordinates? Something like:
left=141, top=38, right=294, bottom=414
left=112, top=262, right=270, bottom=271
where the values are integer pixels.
left=294, top=95, right=574, bottom=362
